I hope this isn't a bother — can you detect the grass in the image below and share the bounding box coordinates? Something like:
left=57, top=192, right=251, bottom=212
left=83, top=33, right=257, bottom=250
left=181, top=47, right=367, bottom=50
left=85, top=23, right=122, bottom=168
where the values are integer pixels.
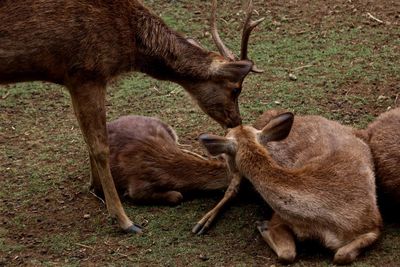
left=1, top=0, right=399, bottom=266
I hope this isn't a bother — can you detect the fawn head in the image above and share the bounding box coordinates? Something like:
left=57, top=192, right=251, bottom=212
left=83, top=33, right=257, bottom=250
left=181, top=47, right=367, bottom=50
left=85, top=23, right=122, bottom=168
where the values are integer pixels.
left=185, top=0, right=264, bottom=128
left=199, top=112, right=294, bottom=172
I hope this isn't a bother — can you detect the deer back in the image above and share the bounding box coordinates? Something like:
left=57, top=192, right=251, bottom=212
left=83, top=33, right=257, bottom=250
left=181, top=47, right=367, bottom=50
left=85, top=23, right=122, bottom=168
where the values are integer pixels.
left=254, top=110, right=372, bottom=171
left=364, top=108, right=400, bottom=206
left=0, top=0, right=264, bottom=128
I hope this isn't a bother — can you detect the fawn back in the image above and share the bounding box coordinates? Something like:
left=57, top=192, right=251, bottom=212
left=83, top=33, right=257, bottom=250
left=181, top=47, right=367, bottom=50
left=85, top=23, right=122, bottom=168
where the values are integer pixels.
left=253, top=110, right=370, bottom=169
left=92, top=115, right=230, bottom=205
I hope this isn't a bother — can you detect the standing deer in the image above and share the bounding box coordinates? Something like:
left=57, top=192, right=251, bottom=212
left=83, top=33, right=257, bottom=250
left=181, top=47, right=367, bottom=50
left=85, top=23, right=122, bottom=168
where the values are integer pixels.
left=355, top=108, right=400, bottom=212
left=91, top=115, right=231, bottom=205
left=0, top=0, right=263, bottom=232
left=195, top=110, right=382, bottom=264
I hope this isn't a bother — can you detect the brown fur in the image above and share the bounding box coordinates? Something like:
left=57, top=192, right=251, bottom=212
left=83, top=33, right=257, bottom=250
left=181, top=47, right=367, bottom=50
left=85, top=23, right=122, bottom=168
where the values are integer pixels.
left=0, top=0, right=257, bottom=232
left=91, top=115, right=230, bottom=205
left=198, top=110, right=382, bottom=264
left=0, top=0, right=253, bottom=127
left=356, top=108, right=400, bottom=212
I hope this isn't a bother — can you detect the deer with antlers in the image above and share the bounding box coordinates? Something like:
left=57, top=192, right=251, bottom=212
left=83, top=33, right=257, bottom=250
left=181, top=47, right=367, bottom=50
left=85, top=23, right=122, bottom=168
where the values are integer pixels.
left=194, top=110, right=382, bottom=264
left=0, top=0, right=263, bottom=233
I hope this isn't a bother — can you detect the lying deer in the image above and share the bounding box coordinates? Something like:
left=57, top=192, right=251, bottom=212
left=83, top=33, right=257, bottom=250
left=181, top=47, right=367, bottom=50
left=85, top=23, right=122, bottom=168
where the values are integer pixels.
left=195, top=110, right=382, bottom=264
left=355, top=108, right=400, bottom=211
left=90, top=115, right=230, bottom=204
left=0, top=0, right=263, bottom=232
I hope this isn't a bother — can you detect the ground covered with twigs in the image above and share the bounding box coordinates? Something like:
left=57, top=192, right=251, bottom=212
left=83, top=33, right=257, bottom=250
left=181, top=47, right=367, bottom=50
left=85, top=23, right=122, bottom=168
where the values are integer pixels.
left=1, top=0, right=399, bottom=266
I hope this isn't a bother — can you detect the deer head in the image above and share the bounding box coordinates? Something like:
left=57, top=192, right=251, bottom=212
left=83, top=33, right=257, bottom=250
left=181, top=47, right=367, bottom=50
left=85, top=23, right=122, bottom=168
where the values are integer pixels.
left=182, top=0, right=264, bottom=128
left=198, top=112, right=294, bottom=171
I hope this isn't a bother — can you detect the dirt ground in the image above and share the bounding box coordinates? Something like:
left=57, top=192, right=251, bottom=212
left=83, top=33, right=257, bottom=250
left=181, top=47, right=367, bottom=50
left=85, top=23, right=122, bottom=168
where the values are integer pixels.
left=1, top=0, right=399, bottom=266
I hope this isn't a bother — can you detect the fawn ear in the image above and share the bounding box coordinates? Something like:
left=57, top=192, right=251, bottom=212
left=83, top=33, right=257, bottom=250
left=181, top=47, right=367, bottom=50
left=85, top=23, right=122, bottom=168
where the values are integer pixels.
left=199, top=133, right=237, bottom=156
left=258, top=112, right=294, bottom=143
left=217, top=60, right=253, bottom=82
left=253, top=109, right=289, bottom=130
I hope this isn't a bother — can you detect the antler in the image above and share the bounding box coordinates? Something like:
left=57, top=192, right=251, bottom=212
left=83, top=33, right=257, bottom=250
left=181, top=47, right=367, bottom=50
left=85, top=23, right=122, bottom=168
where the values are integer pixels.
left=240, top=0, right=265, bottom=73
left=210, top=0, right=264, bottom=73
left=210, top=0, right=237, bottom=61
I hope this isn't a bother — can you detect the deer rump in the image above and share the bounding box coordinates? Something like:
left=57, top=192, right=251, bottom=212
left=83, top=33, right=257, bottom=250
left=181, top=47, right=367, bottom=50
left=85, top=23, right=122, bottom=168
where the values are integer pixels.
left=254, top=112, right=379, bottom=230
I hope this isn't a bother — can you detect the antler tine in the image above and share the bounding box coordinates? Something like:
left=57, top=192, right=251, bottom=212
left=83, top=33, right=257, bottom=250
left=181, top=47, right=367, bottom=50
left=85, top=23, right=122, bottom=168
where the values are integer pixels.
left=240, top=0, right=265, bottom=73
left=210, top=0, right=237, bottom=61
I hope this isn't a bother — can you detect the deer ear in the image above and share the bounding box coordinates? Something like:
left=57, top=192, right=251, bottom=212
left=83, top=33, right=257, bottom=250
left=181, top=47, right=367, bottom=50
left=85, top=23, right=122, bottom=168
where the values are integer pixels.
left=199, top=133, right=237, bottom=156
left=258, top=112, right=294, bottom=143
left=186, top=37, right=205, bottom=50
left=216, top=60, right=253, bottom=82
left=253, top=109, right=289, bottom=130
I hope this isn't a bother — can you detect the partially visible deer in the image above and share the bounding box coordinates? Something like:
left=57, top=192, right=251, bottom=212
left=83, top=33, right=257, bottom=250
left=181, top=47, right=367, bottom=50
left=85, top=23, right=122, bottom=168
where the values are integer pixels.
left=0, top=0, right=263, bottom=232
left=195, top=110, right=382, bottom=264
left=355, top=108, right=400, bottom=211
left=90, top=115, right=230, bottom=205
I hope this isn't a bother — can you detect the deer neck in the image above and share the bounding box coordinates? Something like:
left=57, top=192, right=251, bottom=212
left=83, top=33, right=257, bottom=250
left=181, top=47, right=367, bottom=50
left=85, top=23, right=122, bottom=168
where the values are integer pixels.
left=166, top=150, right=230, bottom=191
left=132, top=4, right=213, bottom=83
left=236, top=139, right=299, bottom=192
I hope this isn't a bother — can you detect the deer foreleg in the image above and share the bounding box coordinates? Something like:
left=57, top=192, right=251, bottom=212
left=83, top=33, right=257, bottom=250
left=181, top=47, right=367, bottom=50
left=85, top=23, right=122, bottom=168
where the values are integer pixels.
left=192, top=173, right=242, bottom=235
left=68, top=81, right=141, bottom=234
left=257, top=214, right=296, bottom=263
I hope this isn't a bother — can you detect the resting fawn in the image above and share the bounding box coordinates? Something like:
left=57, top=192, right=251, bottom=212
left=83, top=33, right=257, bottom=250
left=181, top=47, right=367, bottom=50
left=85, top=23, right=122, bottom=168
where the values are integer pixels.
left=355, top=108, right=400, bottom=212
left=91, top=115, right=230, bottom=205
left=0, top=0, right=263, bottom=232
left=195, top=110, right=382, bottom=264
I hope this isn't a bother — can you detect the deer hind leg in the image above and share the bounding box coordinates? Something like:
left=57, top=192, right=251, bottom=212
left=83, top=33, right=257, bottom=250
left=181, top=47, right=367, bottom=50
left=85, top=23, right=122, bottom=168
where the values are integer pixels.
left=333, top=229, right=380, bottom=265
left=192, top=173, right=242, bottom=235
left=257, top=214, right=296, bottom=263
left=89, top=155, right=103, bottom=197
left=68, top=81, right=141, bottom=234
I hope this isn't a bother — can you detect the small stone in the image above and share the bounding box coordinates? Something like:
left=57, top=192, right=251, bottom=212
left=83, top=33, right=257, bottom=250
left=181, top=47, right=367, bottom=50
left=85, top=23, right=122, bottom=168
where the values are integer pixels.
left=199, top=254, right=209, bottom=261
left=288, top=73, right=297, bottom=81
left=377, top=95, right=388, bottom=101
left=83, top=214, right=90, bottom=219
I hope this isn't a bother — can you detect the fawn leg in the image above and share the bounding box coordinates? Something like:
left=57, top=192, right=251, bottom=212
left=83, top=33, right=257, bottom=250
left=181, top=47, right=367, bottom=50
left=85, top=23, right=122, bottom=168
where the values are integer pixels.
left=192, top=173, right=242, bottom=235
left=68, top=81, right=141, bottom=234
left=127, top=190, right=184, bottom=206
left=333, top=229, right=380, bottom=265
left=257, top=214, right=296, bottom=263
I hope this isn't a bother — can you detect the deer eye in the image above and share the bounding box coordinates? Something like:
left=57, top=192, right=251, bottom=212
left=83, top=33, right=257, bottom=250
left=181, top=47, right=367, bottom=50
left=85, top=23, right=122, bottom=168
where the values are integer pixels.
left=232, top=88, right=241, bottom=98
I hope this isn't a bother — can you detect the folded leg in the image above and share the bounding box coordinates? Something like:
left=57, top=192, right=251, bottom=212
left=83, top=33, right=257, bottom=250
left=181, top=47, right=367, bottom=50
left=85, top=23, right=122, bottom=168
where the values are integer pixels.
left=257, top=214, right=296, bottom=263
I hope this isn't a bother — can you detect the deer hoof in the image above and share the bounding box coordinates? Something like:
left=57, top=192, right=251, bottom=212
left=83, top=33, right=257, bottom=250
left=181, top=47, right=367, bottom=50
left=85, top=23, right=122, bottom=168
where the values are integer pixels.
left=256, top=220, right=270, bottom=232
left=124, top=224, right=143, bottom=234
left=192, top=223, right=202, bottom=234
left=192, top=223, right=207, bottom=235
